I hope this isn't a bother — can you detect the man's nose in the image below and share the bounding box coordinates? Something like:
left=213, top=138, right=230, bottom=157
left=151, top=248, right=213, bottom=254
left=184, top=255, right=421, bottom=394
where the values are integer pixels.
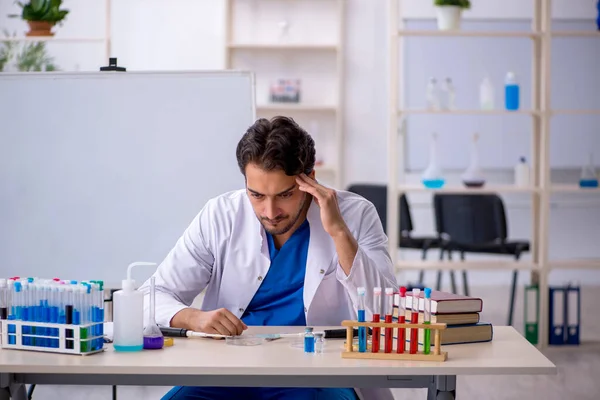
left=264, top=199, right=279, bottom=220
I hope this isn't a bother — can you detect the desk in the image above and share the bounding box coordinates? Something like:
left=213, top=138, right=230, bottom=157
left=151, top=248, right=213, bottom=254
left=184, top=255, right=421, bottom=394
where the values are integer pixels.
left=0, top=326, right=555, bottom=400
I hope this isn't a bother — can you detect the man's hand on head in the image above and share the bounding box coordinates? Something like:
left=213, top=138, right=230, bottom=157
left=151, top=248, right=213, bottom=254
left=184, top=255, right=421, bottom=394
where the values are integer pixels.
left=295, top=173, right=349, bottom=238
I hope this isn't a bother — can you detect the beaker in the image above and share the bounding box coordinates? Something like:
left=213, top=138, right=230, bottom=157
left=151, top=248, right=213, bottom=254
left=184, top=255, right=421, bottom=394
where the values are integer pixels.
left=579, top=153, right=599, bottom=188
left=422, top=132, right=445, bottom=189
left=143, top=276, right=164, bottom=350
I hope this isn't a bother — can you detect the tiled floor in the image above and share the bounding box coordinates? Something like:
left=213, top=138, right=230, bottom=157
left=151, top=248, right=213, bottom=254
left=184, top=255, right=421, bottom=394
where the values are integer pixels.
left=21, top=285, right=600, bottom=400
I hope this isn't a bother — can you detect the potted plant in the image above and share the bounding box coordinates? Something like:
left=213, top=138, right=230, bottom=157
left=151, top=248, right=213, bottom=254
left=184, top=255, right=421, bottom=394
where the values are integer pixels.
left=434, top=0, right=471, bottom=31
left=9, top=0, right=69, bottom=37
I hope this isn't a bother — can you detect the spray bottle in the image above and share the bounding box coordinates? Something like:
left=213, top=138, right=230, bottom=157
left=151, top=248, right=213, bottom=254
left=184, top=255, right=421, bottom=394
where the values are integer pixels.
left=113, top=261, right=157, bottom=352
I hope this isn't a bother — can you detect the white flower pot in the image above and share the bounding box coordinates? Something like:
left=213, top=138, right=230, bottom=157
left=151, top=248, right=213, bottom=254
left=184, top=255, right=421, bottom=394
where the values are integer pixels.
left=435, top=6, right=463, bottom=30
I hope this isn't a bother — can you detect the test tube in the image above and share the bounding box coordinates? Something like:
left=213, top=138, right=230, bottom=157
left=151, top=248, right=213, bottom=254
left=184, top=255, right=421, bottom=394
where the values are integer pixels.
left=357, top=287, right=366, bottom=352
left=410, top=288, right=421, bottom=354
left=396, top=286, right=407, bottom=354
left=423, top=287, right=432, bottom=355
left=384, top=288, right=394, bottom=353
left=371, top=287, right=381, bottom=353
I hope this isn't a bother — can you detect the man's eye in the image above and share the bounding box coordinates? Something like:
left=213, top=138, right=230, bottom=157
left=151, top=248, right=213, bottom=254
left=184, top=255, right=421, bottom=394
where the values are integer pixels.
left=279, top=192, right=293, bottom=198
left=251, top=193, right=263, bottom=199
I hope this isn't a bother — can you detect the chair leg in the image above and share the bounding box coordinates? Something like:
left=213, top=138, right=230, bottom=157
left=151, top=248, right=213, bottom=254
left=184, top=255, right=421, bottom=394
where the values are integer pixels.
left=462, top=270, right=470, bottom=297
left=418, top=249, right=427, bottom=284
left=460, top=252, right=470, bottom=297
left=436, top=250, right=444, bottom=290
left=508, top=269, right=518, bottom=326
left=446, top=251, right=457, bottom=294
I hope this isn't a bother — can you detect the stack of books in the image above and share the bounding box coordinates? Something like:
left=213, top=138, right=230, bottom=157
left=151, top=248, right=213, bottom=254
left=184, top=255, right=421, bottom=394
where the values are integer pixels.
left=393, top=290, right=493, bottom=345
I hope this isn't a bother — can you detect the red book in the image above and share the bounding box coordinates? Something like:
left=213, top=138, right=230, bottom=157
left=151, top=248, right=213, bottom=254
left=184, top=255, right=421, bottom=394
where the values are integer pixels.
left=403, top=290, right=483, bottom=314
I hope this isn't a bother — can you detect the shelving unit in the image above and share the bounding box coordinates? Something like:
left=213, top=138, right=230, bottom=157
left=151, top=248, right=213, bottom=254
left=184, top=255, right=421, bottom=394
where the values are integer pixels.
left=388, top=0, right=599, bottom=348
left=1, top=0, right=111, bottom=69
left=224, top=0, right=345, bottom=188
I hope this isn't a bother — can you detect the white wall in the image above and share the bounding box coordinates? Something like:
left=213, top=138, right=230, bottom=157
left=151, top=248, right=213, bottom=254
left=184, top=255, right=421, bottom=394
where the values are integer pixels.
left=1, top=0, right=599, bottom=285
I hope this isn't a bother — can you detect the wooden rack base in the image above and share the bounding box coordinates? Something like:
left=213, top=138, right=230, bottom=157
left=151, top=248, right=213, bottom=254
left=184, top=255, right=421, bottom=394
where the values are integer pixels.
left=340, top=320, right=448, bottom=362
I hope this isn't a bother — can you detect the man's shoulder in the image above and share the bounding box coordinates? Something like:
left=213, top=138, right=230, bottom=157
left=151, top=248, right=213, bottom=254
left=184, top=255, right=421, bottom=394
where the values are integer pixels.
left=206, top=189, right=246, bottom=211
left=335, top=189, right=376, bottom=216
left=201, top=189, right=248, bottom=217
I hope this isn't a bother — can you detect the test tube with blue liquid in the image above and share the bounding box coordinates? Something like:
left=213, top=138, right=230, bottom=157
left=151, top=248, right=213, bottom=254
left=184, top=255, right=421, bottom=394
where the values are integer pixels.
left=304, top=327, right=315, bottom=353
left=357, top=286, right=366, bottom=352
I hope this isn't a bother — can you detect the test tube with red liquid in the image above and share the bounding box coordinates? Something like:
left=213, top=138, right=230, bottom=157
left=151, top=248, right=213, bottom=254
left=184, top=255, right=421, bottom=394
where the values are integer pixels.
left=384, top=287, right=394, bottom=353
left=371, top=287, right=381, bottom=353
left=410, top=288, right=421, bottom=354
left=396, top=286, right=407, bottom=353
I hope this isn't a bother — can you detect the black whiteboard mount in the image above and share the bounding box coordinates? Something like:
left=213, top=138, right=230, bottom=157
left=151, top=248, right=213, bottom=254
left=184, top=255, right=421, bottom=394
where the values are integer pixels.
left=100, top=57, right=126, bottom=72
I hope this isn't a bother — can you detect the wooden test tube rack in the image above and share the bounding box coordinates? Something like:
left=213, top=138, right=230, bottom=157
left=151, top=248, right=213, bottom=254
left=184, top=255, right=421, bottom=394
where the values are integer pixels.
left=341, top=320, right=448, bottom=361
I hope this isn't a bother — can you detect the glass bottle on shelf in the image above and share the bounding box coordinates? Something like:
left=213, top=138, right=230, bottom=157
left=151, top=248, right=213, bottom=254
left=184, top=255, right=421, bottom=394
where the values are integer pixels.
left=579, top=153, right=599, bottom=188
left=461, top=132, right=485, bottom=188
left=422, top=132, right=445, bottom=189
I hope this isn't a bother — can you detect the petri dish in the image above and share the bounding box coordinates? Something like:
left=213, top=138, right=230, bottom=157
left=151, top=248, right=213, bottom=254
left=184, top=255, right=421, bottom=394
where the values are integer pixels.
left=225, top=335, right=266, bottom=346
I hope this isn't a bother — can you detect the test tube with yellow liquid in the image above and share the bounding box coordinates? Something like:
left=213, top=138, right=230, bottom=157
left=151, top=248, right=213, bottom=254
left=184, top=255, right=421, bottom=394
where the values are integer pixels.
left=423, top=288, right=432, bottom=354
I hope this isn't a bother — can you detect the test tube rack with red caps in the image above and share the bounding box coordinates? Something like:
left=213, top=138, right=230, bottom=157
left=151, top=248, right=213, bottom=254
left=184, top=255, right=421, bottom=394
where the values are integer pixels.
left=340, top=320, right=448, bottom=361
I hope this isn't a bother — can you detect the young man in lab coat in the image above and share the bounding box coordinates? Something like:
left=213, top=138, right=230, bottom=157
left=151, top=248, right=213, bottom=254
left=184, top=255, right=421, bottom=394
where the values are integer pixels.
left=143, top=116, right=398, bottom=400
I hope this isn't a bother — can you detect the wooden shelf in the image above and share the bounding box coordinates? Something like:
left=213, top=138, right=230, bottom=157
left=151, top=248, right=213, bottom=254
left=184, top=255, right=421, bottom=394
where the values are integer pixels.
left=396, top=260, right=540, bottom=271
left=549, top=259, right=600, bottom=270
left=257, top=104, right=337, bottom=113
left=398, top=109, right=539, bottom=116
left=396, top=30, right=539, bottom=38
left=551, top=31, right=600, bottom=38
left=0, top=37, right=107, bottom=43
left=227, top=43, right=338, bottom=51
left=396, top=184, right=539, bottom=194
left=551, top=109, right=600, bottom=116
left=550, top=185, right=600, bottom=193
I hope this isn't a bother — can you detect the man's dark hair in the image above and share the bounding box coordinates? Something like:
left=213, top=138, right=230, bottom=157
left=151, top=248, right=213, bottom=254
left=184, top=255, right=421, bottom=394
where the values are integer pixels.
left=236, top=116, right=316, bottom=176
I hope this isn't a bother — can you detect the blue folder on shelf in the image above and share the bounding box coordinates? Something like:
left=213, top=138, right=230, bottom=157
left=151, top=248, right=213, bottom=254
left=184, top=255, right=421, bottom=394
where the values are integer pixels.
left=548, top=284, right=580, bottom=345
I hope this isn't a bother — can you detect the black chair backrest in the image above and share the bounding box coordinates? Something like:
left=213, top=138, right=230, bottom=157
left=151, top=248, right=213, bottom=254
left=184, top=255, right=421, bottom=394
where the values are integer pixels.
left=433, top=194, right=507, bottom=245
left=346, top=184, right=413, bottom=236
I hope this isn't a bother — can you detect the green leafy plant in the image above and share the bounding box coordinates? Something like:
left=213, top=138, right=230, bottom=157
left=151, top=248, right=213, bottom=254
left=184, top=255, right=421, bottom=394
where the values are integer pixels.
left=434, top=0, right=471, bottom=8
left=0, top=31, right=59, bottom=72
left=9, top=0, right=69, bottom=25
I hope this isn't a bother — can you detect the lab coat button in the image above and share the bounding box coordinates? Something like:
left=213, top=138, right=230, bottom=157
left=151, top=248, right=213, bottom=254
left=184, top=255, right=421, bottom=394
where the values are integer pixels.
left=319, top=269, right=325, bottom=274
left=258, top=276, right=263, bottom=281
left=304, top=307, right=307, bottom=312
left=239, top=308, right=244, bottom=312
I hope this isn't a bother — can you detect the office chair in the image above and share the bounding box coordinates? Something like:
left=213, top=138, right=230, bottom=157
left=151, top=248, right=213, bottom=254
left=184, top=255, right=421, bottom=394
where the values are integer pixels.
left=432, top=193, right=530, bottom=326
left=346, top=184, right=439, bottom=269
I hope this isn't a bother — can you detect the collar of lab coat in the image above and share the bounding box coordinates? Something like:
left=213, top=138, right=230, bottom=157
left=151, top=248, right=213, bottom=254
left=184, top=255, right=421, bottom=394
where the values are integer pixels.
left=249, top=193, right=336, bottom=313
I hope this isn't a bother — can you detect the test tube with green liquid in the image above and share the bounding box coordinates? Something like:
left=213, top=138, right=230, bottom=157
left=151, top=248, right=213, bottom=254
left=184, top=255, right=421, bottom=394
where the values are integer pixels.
left=423, top=288, right=432, bottom=354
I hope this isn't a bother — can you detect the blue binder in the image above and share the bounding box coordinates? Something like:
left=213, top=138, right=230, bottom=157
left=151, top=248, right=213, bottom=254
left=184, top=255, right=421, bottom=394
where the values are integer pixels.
left=548, top=284, right=580, bottom=345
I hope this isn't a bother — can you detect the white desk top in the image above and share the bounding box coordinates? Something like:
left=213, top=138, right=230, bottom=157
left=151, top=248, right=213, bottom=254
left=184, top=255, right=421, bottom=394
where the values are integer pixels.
left=0, top=326, right=555, bottom=376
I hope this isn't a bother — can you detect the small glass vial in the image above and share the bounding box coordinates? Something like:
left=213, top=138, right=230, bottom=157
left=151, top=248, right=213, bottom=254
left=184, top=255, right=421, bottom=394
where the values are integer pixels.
left=314, top=332, right=324, bottom=353
left=304, top=327, right=315, bottom=353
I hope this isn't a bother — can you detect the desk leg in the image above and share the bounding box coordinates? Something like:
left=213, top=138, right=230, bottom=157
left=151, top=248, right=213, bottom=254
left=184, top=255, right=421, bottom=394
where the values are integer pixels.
left=427, top=375, right=457, bottom=400
left=0, top=374, right=26, bottom=400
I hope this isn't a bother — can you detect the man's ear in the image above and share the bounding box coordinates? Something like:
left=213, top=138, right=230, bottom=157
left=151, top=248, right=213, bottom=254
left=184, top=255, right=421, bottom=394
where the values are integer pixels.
left=308, top=169, right=316, bottom=180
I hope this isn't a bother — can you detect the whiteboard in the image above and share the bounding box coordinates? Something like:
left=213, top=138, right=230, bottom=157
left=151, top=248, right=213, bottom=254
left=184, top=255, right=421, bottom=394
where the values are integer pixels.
left=0, top=71, right=255, bottom=285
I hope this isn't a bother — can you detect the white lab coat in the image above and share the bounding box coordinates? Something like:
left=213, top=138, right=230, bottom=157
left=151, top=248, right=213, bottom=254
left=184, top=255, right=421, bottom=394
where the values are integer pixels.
left=139, top=188, right=398, bottom=400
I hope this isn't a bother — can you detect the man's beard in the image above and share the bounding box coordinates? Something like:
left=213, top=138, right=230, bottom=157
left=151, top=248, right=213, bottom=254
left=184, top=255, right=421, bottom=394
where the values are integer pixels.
left=260, top=193, right=308, bottom=236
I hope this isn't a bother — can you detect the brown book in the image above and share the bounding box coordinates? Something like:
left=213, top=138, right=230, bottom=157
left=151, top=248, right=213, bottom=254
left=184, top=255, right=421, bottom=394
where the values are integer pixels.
left=393, top=307, right=480, bottom=325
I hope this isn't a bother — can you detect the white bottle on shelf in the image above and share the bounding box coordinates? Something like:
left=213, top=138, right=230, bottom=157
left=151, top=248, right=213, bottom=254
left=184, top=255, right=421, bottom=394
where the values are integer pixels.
left=479, top=75, right=495, bottom=110
left=514, top=157, right=530, bottom=187
left=440, top=77, right=455, bottom=110
left=426, top=77, right=440, bottom=110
